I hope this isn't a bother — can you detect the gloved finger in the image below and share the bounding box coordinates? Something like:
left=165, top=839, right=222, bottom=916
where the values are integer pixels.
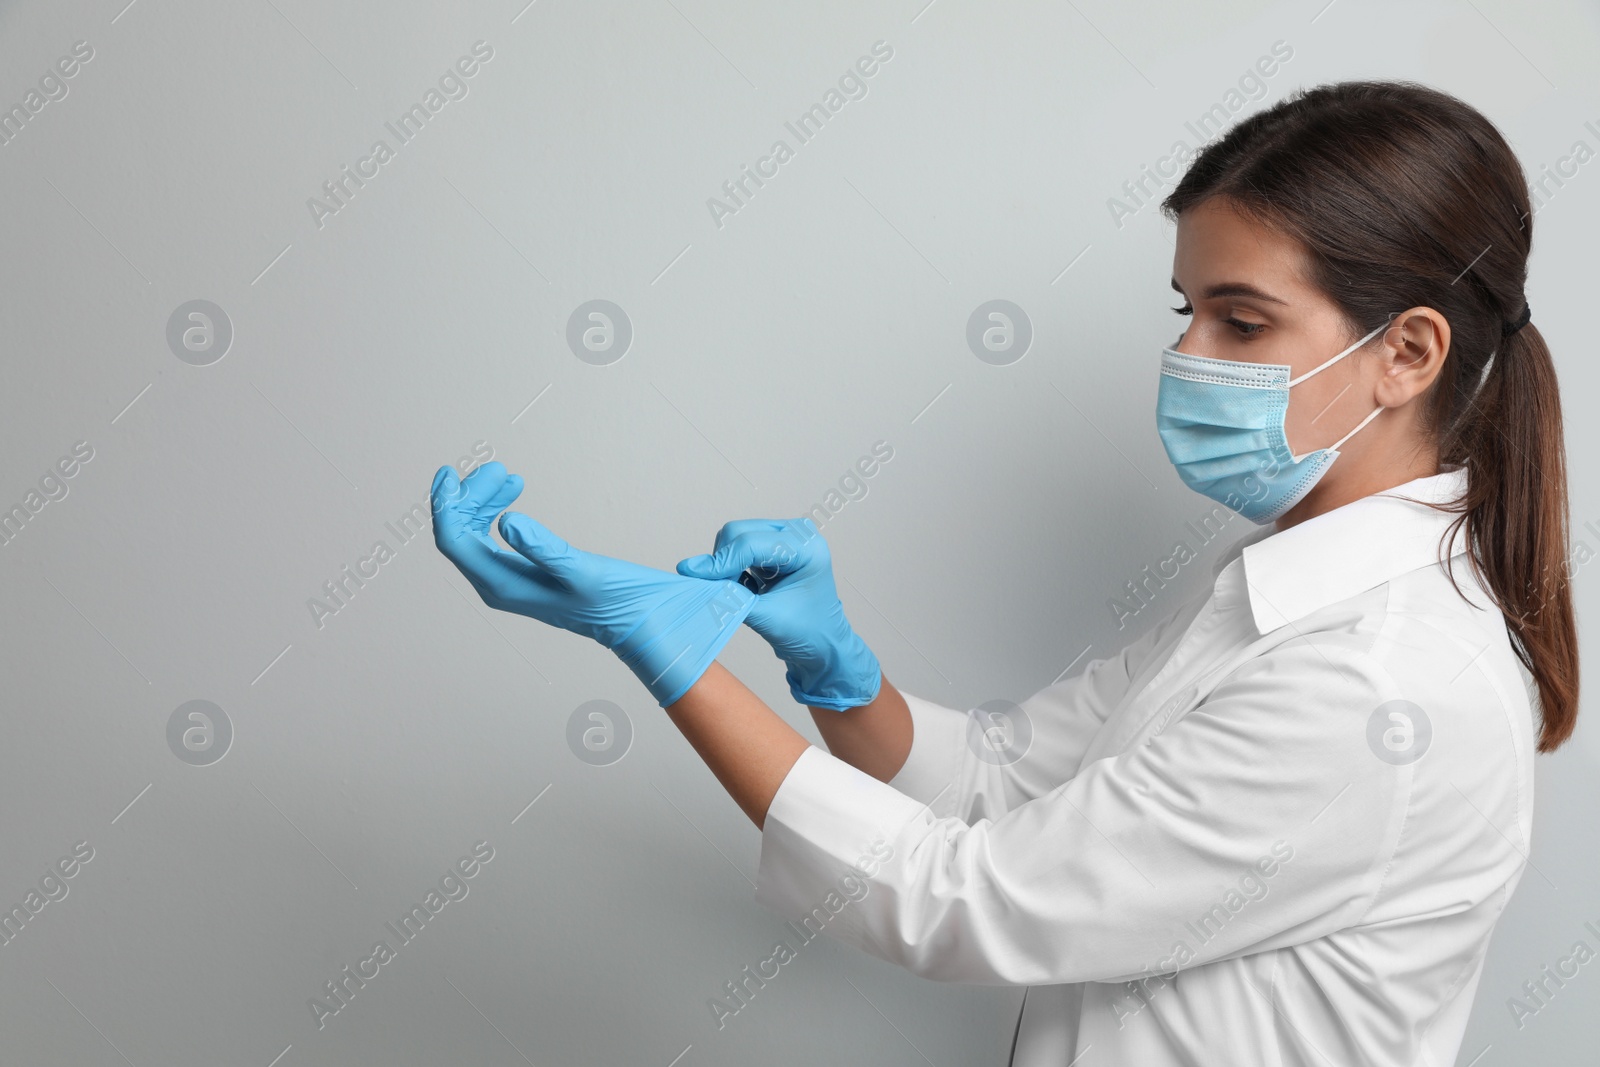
left=710, top=518, right=790, bottom=551
left=431, top=464, right=464, bottom=516
left=458, top=460, right=513, bottom=509
left=676, top=518, right=767, bottom=577
left=673, top=519, right=776, bottom=576
left=676, top=538, right=767, bottom=579
left=431, top=466, right=477, bottom=553
left=442, top=463, right=525, bottom=542
left=744, top=517, right=826, bottom=587
left=433, top=480, right=511, bottom=575
left=432, top=461, right=511, bottom=521
left=474, top=472, right=524, bottom=531
left=679, top=522, right=812, bottom=581
left=498, top=511, right=576, bottom=579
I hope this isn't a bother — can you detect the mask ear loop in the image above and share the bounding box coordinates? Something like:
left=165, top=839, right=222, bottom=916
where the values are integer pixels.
left=1327, top=403, right=1385, bottom=451
left=1285, top=312, right=1401, bottom=461
left=1285, top=313, right=1398, bottom=387
left=1287, top=402, right=1386, bottom=463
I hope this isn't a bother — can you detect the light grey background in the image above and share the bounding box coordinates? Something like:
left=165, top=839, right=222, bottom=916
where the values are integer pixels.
left=1, top=0, right=1596, bottom=1063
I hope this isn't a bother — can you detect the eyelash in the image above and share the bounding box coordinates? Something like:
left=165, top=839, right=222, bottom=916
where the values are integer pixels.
left=1171, top=303, right=1266, bottom=337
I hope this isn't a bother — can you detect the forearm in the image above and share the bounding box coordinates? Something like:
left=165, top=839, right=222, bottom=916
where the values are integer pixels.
left=663, top=661, right=812, bottom=830
left=807, top=672, right=912, bottom=785
left=662, top=665, right=915, bottom=829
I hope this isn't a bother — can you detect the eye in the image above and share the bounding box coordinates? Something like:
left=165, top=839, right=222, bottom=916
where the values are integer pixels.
left=1172, top=303, right=1265, bottom=337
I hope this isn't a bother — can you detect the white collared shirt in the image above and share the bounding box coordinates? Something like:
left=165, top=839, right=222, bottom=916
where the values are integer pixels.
left=754, top=468, right=1536, bottom=1066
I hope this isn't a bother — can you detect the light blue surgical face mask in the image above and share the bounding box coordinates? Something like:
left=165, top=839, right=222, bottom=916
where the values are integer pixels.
left=1155, top=317, right=1391, bottom=524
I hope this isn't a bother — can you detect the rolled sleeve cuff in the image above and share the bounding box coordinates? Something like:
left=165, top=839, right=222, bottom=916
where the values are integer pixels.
left=754, top=745, right=934, bottom=931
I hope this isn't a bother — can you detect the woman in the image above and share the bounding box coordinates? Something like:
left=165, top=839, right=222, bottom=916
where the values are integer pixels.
left=431, top=80, right=1577, bottom=1065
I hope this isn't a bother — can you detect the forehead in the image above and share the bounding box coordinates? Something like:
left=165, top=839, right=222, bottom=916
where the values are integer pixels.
left=1172, top=197, right=1311, bottom=292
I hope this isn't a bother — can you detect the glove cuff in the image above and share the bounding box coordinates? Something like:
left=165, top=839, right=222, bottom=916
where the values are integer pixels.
left=615, top=580, right=756, bottom=707
left=782, top=630, right=882, bottom=711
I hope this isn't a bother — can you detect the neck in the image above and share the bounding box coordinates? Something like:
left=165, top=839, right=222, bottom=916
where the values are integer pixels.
left=1276, top=446, right=1440, bottom=530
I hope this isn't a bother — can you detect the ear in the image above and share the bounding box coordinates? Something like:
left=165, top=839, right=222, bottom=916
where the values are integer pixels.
left=1374, top=306, right=1450, bottom=408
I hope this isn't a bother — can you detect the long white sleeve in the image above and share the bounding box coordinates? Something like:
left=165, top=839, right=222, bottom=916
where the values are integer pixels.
left=756, top=636, right=1405, bottom=987
left=885, top=587, right=1208, bottom=824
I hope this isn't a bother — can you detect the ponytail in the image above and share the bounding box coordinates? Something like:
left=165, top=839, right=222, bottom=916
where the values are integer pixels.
left=1442, top=320, right=1578, bottom=751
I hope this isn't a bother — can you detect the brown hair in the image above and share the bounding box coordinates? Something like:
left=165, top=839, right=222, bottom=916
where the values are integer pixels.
left=1161, top=80, right=1578, bottom=751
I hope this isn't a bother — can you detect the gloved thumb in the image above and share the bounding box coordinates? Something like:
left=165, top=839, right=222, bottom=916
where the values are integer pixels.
left=498, top=512, right=575, bottom=574
left=676, top=540, right=761, bottom=581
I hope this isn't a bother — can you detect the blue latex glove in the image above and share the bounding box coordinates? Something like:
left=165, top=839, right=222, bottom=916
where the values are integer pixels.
left=676, top=517, right=881, bottom=711
left=431, top=461, right=755, bottom=707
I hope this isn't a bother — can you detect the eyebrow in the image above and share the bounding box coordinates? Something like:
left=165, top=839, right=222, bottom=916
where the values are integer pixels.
left=1170, top=278, right=1289, bottom=305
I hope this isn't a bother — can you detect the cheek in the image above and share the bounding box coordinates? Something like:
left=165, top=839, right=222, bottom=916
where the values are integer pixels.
left=1284, top=375, right=1348, bottom=450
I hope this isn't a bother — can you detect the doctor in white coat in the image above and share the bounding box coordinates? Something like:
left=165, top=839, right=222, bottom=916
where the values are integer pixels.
left=431, top=80, right=1578, bottom=1065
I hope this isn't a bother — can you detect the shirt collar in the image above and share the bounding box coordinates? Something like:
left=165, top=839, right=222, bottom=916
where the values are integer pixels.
left=1236, top=467, right=1472, bottom=634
